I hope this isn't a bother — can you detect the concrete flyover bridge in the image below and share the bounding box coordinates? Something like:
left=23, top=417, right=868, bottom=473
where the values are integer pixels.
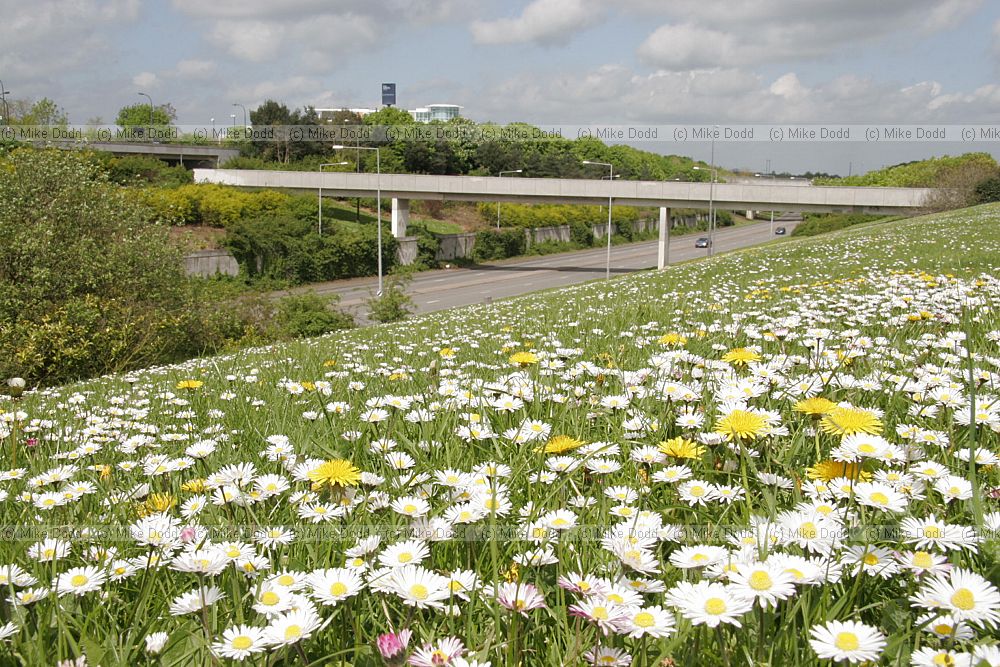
left=194, top=168, right=934, bottom=268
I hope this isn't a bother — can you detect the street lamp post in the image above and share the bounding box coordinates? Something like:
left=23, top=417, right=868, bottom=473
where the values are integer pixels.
left=693, top=162, right=718, bottom=256
left=0, top=79, right=10, bottom=126
left=137, top=92, right=153, bottom=127
left=318, top=162, right=349, bottom=236
left=755, top=171, right=776, bottom=236
left=497, top=169, right=522, bottom=229
left=583, top=160, right=614, bottom=280
left=334, top=144, right=383, bottom=296
left=233, top=103, right=248, bottom=131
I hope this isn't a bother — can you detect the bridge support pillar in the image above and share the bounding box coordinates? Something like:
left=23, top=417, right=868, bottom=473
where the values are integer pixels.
left=746, top=210, right=754, bottom=220
left=392, top=198, right=409, bottom=238
left=657, top=207, right=671, bottom=270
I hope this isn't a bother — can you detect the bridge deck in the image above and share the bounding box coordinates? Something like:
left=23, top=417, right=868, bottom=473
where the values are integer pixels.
left=194, top=169, right=932, bottom=214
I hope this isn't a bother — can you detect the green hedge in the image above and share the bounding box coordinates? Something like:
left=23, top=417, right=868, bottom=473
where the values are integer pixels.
left=791, top=213, right=887, bottom=237
left=225, top=215, right=398, bottom=283
left=472, top=229, right=527, bottom=261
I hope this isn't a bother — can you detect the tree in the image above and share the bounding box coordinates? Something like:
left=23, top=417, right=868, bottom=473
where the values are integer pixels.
left=116, top=103, right=174, bottom=128
left=6, top=98, right=69, bottom=126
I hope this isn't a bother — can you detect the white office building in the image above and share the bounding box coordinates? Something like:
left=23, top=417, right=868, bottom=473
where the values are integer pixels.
left=409, top=104, right=462, bottom=123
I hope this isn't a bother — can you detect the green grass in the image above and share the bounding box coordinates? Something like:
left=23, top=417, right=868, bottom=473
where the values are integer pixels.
left=321, top=199, right=463, bottom=234
left=2, top=204, right=1000, bottom=666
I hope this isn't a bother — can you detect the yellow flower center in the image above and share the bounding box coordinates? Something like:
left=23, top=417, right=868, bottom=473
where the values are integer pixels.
left=951, top=588, right=975, bottom=611
left=409, top=584, right=428, bottom=600
left=749, top=571, right=773, bottom=590
left=277, top=575, right=295, bottom=586
left=869, top=492, right=889, bottom=505
left=606, top=593, right=623, bottom=604
left=398, top=553, right=413, bottom=563
left=70, top=574, right=88, bottom=587
left=284, top=625, right=302, bottom=641
left=403, top=504, right=417, bottom=514
left=592, top=606, right=609, bottom=620
left=923, top=526, right=942, bottom=539
left=834, top=632, right=859, bottom=651
left=633, top=612, right=655, bottom=628
left=260, top=591, right=280, bottom=606
left=704, top=597, right=727, bottom=615
left=912, top=552, right=934, bottom=568
left=863, top=553, right=880, bottom=566
left=232, top=636, right=253, bottom=650
left=330, top=582, right=348, bottom=597
left=800, top=522, right=818, bottom=539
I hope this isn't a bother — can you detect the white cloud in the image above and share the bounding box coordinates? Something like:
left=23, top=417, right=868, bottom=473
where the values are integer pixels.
left=132, top=71, right=158, bottom=89
left=470, top=0, right=601, bottom=46
left=635, top=0, right=982, bottom=69
left=173, top=60, right=217, bottom=79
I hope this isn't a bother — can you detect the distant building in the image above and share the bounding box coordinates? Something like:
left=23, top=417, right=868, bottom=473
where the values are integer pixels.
left=409, top=104, right=462, bottom=123
left=314, top=103, right=463, bottom=123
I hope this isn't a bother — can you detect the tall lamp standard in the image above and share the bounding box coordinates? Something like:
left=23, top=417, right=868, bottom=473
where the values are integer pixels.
left=334, top=144, right=383, bottom=296
left=693, top=163, right=718, bottom=257
left=137, top=92, right=153, bottom=127
left=0, top=79, right=10, bottom=125
left=582, top=160, right=614, bottom=280
left=754, top=171, right=776, bottom=236
left=496, top=169, right=522, bottom=229
left=233, top=103, right=248, bottom=128
left=318, top=162, right=349, bottom=236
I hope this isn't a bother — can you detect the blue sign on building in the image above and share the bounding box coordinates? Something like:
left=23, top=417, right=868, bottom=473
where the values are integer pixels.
left=381, top=83, right=396, bottom=106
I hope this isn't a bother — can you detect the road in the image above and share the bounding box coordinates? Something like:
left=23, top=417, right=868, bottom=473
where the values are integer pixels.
left=284, top=217, right=799, bottom=321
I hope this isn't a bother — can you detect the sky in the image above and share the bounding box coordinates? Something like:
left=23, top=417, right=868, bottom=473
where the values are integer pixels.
left=2, top=0, right=1000, bottom=174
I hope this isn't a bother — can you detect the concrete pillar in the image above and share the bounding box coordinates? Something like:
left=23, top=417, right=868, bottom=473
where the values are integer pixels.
left=657, top=207, right=671, bottom=270
left=746, top=210, right=754, bottom=220
left=391, top=198, right=410, bottom=238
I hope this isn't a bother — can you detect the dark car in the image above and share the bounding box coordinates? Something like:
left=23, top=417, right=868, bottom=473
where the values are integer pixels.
left=774, top=226, right=787, bottom=235
left=694, top=237, right=712, bottom=248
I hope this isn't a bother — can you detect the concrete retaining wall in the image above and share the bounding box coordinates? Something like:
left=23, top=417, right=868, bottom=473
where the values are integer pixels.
left=435, top=233, right=478, bottom=261
left=526, top=224, right=572, bottom=248
left=184, top=249, right=240, bottom=277
left=396, top=236, right=418, bottom=266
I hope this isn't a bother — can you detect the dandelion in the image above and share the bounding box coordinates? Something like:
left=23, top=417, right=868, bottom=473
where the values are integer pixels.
left=721, top=348, right=761, bottom=366
left=539, top=435, right=584, bottom=454
left=307, top=459, right=361, bottom=489
left=820, top=407, right=883, bottom=437
left=658, top=437, right=705, bottom=459
left=714, top=409, right=768, bottom=441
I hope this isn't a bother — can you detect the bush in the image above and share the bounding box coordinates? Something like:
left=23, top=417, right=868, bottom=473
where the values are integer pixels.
left=104, top=155, right=192, bottom=187
left=0, top=149, right=197, bottom=384
left=366, top=273, right=414, bottom=323
left=974, top=176, right=1000, bottom=204
left=274, top=292, right=354, bottom=337
left=225, top=215, right=398, bottom=284
left=472, top=229, right=527, bottom=261
left=791, top=213, right=886, bottom=237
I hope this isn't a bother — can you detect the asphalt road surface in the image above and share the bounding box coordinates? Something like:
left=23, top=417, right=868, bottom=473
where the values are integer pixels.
left=285, top=217, right=799, bottom=322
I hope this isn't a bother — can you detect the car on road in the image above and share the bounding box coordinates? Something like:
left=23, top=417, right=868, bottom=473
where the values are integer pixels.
left=694, top=237, right=712, bottom=248
left=774, top=226, right=787, bottom=235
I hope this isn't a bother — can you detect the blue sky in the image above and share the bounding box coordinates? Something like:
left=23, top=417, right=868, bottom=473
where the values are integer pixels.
left=2, top=0, right=1000, bottom=173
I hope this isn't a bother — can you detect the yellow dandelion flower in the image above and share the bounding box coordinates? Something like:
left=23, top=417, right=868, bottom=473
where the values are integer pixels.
left=805, top=460, right=871, bottom=482
left=182, top=478, right=207, bottom=493
left=820, top=407, right=883, bottom=437
left=176, top=379, right=203, bottom=390
left=509, top=351, right=539, bottom=366
left=658, top=437, right=705, bottom=459
left=540, top=435, right=585, bottom=454
left=793, top=397, right=838, bottom=417
left=323, top=359, right=338, bottom=367
left=301, top=382, right=316, bottom=392
left=308, top=459, right=362, bottom=489
left=658, top=333, right=688, bottom=346
left=721, top=348, right=761, bottom=367
left=714, top=410, right=768, bottom=441
left=145, top=493, right=176, bottom=513
left=439, top=347, right=456, bottom=359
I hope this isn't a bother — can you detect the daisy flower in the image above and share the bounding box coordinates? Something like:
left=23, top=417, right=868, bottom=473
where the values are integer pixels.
left=809, top=620, right=886, bottom=663
left=666, top=580, right=754, bottom=628
left=212, top=625, right=266, bottom=661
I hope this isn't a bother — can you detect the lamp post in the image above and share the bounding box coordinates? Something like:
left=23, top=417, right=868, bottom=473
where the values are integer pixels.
left=755, top=171, right=776, bottom=236
left=318, top=162, right=349, bottom=236
left=583, top=160, right=614, bottom=280
left=232, top=103, right=248, bottom=129
left=693, top=163, right=718, bottom=256
left=497, top=169, right=522, bottom=229
left=0, top=79, right=10, bottom=126
left=137, top=92, right=153, bottom=127
left=334, top=144, right=383, bottom=296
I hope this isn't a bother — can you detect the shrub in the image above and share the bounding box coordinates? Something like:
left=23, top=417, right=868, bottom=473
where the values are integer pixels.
left=366, top=272, right=414, bottom=323
left=974, top=176, right=1000, bottom=204
left=0, top=149, right=195, bottom=384
left=274, top=292, right=355, bottom=337
left=472, top=229, right=527, bottom=261
left=791, top=213, right=886, bottom=237
left=104, top=155, right=192, bottom=187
